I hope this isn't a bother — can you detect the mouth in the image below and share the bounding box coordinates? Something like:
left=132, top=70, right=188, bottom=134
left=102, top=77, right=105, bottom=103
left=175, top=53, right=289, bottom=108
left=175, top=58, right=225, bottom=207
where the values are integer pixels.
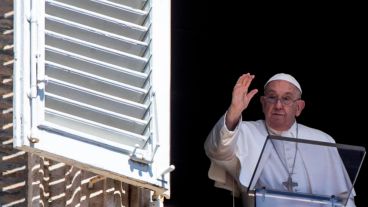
left=272, top=112, right=284, bottom=116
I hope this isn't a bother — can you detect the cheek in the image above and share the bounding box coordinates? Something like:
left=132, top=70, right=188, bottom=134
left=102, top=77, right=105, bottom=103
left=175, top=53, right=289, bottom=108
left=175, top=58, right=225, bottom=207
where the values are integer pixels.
left=261, top=102, right=266, bottom=113
left=263, top=105, right=273, bottom=114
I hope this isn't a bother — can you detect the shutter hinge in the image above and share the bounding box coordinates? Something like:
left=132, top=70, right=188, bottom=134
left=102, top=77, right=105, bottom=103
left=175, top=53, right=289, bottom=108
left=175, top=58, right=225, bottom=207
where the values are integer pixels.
left=27, top=134, right=40, bottom=144
left=28, top=75, right=48, bottom=99
left=129, top=143, right=160, bottom=164
left=37, top=75, right=49, bottom=89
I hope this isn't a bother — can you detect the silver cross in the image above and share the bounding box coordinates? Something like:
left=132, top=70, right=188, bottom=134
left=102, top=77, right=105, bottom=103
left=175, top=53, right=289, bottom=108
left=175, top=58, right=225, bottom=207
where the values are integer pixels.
left=283, top=176, right=298, bottom=192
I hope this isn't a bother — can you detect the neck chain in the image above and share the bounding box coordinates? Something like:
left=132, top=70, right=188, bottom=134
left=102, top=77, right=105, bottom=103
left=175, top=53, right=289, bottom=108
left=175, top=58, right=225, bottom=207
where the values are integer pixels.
left=265, top=122, right=299, bottom=192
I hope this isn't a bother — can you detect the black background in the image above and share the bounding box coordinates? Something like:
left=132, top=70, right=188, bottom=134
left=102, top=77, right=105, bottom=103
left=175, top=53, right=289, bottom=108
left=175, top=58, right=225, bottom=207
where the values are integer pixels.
left=168, top=1, right=367, bottom=206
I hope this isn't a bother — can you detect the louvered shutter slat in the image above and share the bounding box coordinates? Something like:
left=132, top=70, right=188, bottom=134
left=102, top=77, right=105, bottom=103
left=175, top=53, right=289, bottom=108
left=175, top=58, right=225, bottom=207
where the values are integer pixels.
left=46, top=16, right=148, bottom=56
left=43, top=110, right=148, bottom=147
left=46, top=63, right=148, bottom=102
left=53, top=0, right=149, bottom=25
left=45, top=33, right=148, bottom=70
left=46, top=47, right=148, bottom=86
left=46, top=80, right=148, bottom=119
left=108, top=0, right=148, bottom=10
left=45, top=94, right=148, bottom=133
left=46, top=1, right=148, bottom=40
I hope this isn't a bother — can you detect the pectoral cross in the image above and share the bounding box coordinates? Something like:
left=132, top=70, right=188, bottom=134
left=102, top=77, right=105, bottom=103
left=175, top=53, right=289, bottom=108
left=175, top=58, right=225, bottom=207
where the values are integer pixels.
left=283, top=176, right=298, bottom=192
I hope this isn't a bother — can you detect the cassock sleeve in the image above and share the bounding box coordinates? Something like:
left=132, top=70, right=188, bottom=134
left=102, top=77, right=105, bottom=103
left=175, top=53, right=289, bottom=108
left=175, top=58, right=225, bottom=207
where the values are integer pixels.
left=204, top=112, right=242, bottom=195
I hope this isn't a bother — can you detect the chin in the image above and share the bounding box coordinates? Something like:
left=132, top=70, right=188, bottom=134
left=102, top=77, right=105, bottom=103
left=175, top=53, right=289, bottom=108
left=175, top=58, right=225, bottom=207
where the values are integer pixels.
left=268, top=120, right=287, bottom=130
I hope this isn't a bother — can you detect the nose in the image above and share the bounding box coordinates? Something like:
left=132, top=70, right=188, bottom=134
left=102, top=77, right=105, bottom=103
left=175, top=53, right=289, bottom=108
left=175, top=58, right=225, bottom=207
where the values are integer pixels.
left=274, top=99, right=283, bottom=108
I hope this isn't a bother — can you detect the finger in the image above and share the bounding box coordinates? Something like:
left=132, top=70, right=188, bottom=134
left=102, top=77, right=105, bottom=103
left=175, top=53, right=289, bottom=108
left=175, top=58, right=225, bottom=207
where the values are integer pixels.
left=241, top=73, right=251, bottom=86
left=246, top=88, right=259, bottom=102
left=236, top=74, right=247, bottom=85
left=242, top=74, right=255, bottom=89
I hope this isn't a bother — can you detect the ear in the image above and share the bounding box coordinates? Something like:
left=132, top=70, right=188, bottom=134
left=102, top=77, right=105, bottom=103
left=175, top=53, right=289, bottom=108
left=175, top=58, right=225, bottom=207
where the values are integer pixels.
left=295, top=100, right=305, bottom=117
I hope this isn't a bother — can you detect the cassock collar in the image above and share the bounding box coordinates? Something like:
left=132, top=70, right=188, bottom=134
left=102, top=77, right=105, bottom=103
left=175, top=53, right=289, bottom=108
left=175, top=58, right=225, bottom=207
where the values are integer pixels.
left=266, top=121, right=298, bottom=138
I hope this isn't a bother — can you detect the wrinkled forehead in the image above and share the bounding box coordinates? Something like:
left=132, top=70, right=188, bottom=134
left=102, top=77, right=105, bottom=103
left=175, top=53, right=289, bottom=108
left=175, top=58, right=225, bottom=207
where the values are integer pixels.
left=264, top=80, right=301, bottom=96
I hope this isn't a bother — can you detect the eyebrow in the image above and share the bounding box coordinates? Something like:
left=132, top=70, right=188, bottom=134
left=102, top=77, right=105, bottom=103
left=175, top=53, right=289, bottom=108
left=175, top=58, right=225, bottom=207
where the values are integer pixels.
left=264, top=90, right=295, bottom=97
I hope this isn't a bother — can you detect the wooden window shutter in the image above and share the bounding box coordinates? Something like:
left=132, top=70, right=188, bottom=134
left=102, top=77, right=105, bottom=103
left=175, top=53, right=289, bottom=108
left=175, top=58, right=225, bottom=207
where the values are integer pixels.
left=14, top=0, right=172, bottom=197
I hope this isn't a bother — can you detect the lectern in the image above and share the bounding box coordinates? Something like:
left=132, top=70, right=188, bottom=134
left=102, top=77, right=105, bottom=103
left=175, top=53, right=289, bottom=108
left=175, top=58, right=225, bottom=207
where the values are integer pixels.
left=246, top=136, right=365, bottom=207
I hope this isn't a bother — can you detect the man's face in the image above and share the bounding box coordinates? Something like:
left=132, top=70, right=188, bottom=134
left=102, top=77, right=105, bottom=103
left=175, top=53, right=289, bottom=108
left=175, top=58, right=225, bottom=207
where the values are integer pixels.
left=261, top=80, right=304, bottom=131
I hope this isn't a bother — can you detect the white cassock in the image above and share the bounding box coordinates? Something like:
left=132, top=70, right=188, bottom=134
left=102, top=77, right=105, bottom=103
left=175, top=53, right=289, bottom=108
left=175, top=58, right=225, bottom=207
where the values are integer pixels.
left=204, top=113, right=356, bottom=207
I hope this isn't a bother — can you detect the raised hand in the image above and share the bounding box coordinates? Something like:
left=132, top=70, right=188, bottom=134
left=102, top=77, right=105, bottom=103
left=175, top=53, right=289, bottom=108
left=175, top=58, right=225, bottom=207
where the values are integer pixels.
left=226, top=73, right=258, bottom=130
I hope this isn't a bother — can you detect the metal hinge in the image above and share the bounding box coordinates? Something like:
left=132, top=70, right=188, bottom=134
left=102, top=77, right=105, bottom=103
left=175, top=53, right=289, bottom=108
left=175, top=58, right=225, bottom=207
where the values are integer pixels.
left=129, top=142, right=160, bottom=164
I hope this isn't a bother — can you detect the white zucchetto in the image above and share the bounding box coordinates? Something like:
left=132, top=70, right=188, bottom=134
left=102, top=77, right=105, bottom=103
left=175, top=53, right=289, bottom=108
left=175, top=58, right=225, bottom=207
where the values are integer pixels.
left=264, top=73, right=302, bottom=94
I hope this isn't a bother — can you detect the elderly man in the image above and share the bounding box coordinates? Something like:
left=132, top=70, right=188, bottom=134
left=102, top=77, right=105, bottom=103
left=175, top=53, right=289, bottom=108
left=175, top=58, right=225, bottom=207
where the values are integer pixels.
left=204, top=73, right=356, bottom=207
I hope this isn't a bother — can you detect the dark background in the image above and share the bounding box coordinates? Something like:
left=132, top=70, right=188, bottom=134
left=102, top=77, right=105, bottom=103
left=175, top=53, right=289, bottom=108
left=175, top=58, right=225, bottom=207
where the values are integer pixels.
left=168, top=1, right=367, bottom=206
